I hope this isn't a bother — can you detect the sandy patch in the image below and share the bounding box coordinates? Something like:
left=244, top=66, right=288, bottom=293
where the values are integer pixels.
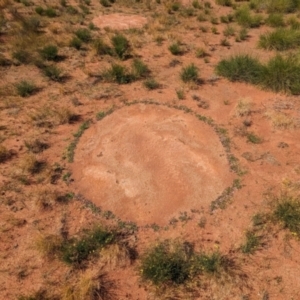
left=92, top=13, right=147, bottom=30
left=72, top=104, right=233, bottom=225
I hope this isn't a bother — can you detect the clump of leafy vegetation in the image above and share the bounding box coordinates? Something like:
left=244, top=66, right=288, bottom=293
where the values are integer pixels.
left=111, top=34, right=131, bottom=60
left=261, top=54, right=300, bottom=94
left=69, top=37, right=82, bottom=50
left=235, top=6, right=263, bottom=28
left=40, top=45, right=58, bottom=61
left=103, top=63, right=134, bottom=84
left=180, top=63, right=199, bottom=83
left=61, top=227, right=115, bottom=265
left=258, top=28, right=300, bottom=51
left=241, top=230, right=262, bottom=254
left=93, top=38, right=112, bottom=56
left=168, top=42, right=184, bottom=55
left=216, top=53, right=300, bottom=94
left=16, top=80, right=37, bottom=97
left=132, top=58, right=150, bottom=79
left=42, top=65, right=64, bottom=82
left=216, top=54, right=263, bottom=84
left=273, top=194, right=300, bottom=237
left=266, top=13, right=285, bottom=27
left=141, top=240, right=234, bottom=286
left=75, top=28, right=92, bottom=43
left=144, top=78, right=160, bottom=90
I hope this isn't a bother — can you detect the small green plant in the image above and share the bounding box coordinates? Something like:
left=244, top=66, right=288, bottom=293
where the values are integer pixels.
left=238, top=27, right=248, bottom=41
left=266, top=13, right=285, bottom=27
left=180, top=63, right=199, bottom=83
left=220, top=38, right=230, bottom=46
left=100, top=0, right=114, bottom=7
left=12, top=49, right=32, bottom=64
left=69, top=37, right=82, bottom=50
left=168, top=42, right=183, bottom=55
left=103, top=63, right=134, bottom=84
left=246, top=132, right=263, bottom=144
left=241, top=230, right=262, bottom=254
left=144, top=78, right=160, bottom=90
left=195, top=48, right=209, bottom=58
left=223, top=25, right=235, bottom=37
left=216, top=0, right=232, bottom=6
left=259, top=28, right=300, bottom=51
left=93, top=38, right=112, bottom=55
left=111, top=34, right=130, bottom=60
left=132, top=58, right=150, bottom=79
left=35, top=6, right=44, bottom=15
left=140, top=241, right=191, bottom=285
left=16, top=80, right=37, bottom=97
left=216, top=54, right=263, bottom=84
left=66, top=121, right=90, bottom=162
left=45, top=7, right=57, bottom=18
left=61, top=227, right=115, bottom=265
left=211, top=26, right=218, bottom=34
left=176, top=88, right=185, bottom=100
left=273, top=195, right=300, bottom=237
left=235, top=6, right=263, bottom=28
left=261, top=54, right=300, bottom=94
left=75, top=28, right=92, bottom=43
left=40, top=45, right=58, bottom=61
left=43, top=65, right=63, bottom=82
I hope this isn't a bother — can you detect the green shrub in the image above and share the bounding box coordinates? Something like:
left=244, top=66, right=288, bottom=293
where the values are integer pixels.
left=40, top=45, right=58, bottom=61
left=266, top=0, right=300, bottom=13
left=246, top=132, right=263, bottom=144
left=140, top=242, right=191, bottom=285
left=93, top=38, right=112, bottom=55
left=61, top=227, right=115, bottom=265
left=66, top=6, right=78, bottom=15
left=75, top=28, right=92, bottom=43
left=266, top=13, right=285, bottom=27
left=35, top=6, right=44, bottom=15
left=111, top=34, right=131, bottom=60
left=43, top=65, right=63, bottom=82
left=132, top=58, right=150, bottom=79
left=216, top=54, right=263, bottom=84
left=261, top=54, right=300, bottom=94
left=103, top=63, right=134, bottom=84
left=241, top=230, right=262, bottom=254
left=12, top=49, right=32, bottom=64
left=45, top=7, right=57, bottom=17
left=235, top=6, right=263, bottom=28
left=16, top=80, right=37, bottom=97
left=100, top=0, right=113, bottom=7
left=144, top=78, right=160, bottom=90
left=273, top=195, right=300, bottom=237
left=168, top=42, right=183, bottom=55
left=69, top=37, right=82, bottom=50
left=258, top=28, right=300, bottom=51
left=180, top=63, right=199, bottom=83
left=216, top=0, right=232, bottom=6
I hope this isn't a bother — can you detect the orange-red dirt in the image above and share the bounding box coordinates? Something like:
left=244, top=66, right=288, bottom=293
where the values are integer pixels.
left=72, top=104, right=233, bottom=225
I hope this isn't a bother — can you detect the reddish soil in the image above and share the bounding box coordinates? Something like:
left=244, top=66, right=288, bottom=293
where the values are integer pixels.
left=72, top=104, right=233, bottom=225
left=92, top=13, right=148, bottom=30
left=1, top=0, right=300, bottom=299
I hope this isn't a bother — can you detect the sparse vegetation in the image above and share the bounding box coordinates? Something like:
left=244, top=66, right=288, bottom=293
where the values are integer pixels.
left=273, top=194, right=300, bottom=237
left=259, top=28, right=300, bottom=50
left=180, top=63, right=199, bottom=83
left=241, top=230, right=262, bottom=254
left=16, top=80, right=37, bottom=97
left=111, top=34, right=131, bottom=60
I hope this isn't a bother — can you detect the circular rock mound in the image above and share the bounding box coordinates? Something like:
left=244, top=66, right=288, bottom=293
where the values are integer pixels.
left=92, top=14, right=147, bottom=30
left=72, top=104, right=233, bottom=225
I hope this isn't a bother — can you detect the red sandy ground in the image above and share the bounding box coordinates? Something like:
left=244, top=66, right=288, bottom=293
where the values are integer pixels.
left=0, top=0, right=300, bottom=299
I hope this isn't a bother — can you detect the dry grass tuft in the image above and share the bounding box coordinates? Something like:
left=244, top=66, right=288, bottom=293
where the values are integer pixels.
left=235, top=98, right=253, bottom=117
left=62, top=270, right=116, bottom=300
